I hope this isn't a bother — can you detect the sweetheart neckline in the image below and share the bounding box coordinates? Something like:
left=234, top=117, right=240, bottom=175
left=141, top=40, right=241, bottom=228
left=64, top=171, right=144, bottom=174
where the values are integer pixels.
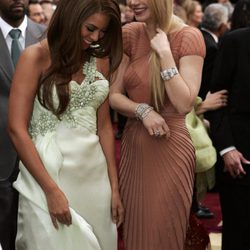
left=69, top=79, right=108, bottom=87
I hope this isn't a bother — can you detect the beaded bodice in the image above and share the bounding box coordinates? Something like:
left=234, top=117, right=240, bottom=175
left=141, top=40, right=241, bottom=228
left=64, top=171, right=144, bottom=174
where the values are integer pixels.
left=29, top=57, right=109, bottom=139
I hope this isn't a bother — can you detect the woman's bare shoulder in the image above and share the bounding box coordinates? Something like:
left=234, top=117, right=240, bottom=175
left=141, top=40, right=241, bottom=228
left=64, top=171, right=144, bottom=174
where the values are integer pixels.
left=20, top=39, right=50, bottom=71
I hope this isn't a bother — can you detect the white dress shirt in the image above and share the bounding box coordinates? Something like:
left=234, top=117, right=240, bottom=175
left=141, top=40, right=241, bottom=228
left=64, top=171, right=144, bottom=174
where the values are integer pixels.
left=0, top=15, right=28, bottom=54
left=201, top=27, right=219, bottom=44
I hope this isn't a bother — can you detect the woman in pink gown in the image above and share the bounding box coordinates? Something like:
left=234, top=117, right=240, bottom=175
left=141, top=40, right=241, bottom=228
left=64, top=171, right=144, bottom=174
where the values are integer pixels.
left=110, top=0, right=205, bottom=249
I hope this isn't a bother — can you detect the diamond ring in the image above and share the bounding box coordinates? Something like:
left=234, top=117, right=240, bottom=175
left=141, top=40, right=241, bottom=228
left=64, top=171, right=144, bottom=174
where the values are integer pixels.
left=154, top=130, right=160, bottom=136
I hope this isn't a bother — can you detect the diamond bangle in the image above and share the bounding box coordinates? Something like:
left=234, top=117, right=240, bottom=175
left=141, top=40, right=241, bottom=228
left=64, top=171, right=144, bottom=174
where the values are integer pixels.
left=160, top=67, right=179, bottom=81
left=135, top=103, right=154, bottom=120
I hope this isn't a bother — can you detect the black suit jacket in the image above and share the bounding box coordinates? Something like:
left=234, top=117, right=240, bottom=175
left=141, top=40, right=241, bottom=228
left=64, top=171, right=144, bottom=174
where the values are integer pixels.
left=199, top=29, right=218, bottom=99
left=0, top=18, right=46, bottom=180
left=208, top=27, right=250, bottom=185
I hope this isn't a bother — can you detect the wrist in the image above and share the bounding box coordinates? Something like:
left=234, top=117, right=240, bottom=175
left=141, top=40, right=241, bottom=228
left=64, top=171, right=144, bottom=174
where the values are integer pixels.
left=135, top=103, right=154, bottom=120
left=196, top=101, right=207, bottom=114
left=160, top=67, right=179, bottom=81
left=42, top=181, right=59, bottom=195
left=111, top=188, right=120, bottom=195
left=158, top=49, right=171, bottom=59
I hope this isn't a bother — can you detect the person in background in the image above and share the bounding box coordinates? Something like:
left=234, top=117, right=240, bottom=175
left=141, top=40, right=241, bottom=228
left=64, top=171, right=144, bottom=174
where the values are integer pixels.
left=206, top=1, right=250, bottom=249
left=119, top=3, right=126, bottom=24
left=8, top=0, right=123, bottom=249
left=191, top=3, right=229, bottom=221
left=208, top=24, right=250, bottom=250
left=199, top=3, right=228, bottom=100
left=110, top=0, right=205, bottom=248
left=40, top=0, right=56, bottom=26
left=124, top=5, right=135, bottom=23
left=27, top=0, right=46, bottom=25
left=230, top=0, right=250, bottom=30
left=0, top=0, right=46, bottom=249
left=186, top=0, right=204, bottom=27
left=174, top=2, right=188, bottom=23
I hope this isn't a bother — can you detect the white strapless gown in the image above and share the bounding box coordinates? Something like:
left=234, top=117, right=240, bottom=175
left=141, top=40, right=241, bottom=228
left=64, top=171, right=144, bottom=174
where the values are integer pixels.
left=13, top=58, right=117, bottom=250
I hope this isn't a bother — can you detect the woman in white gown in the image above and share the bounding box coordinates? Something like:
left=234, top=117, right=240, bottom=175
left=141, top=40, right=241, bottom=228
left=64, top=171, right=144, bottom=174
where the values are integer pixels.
left=8, top=0, right=124, bottom=249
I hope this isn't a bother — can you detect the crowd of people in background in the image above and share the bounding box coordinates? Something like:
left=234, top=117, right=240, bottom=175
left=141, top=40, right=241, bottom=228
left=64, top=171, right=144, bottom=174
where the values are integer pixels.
left=1, top=0, right=250, bottom=249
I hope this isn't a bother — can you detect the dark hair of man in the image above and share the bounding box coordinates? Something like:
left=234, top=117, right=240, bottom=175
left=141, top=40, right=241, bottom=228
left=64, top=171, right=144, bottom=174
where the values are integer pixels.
left=38, top=0, right=122, bottom=117
left=29, top=0, right=40, bottom=4
left=231, top=0, right=250, bottom=30
left=27, top=0, right=40, bottom=16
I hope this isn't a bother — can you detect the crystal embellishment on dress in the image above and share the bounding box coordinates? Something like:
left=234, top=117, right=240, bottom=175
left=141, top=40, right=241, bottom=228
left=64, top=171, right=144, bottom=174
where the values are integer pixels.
left=29, top=57, right=107, bottom=139
left=69, top=85, right=97, bottom=110
left=29, top=112, right=58, bottom=138
left=83, top=57, right=105, bottom=84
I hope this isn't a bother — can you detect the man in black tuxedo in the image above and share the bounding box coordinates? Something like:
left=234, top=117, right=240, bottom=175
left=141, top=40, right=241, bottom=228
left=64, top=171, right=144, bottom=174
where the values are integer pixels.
left=208, top=27, right=250, bottom=250
left=0, top=1, right=45, bottom=249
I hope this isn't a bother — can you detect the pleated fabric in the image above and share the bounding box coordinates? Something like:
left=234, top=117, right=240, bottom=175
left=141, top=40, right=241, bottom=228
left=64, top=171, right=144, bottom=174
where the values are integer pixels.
left=119, top=23, right=205, bottom=250
left=120, top=116, right=195, bottom=250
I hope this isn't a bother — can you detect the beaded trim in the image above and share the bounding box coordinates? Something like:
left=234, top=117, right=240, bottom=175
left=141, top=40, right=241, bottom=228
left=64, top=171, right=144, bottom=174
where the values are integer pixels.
left=29, top=57, right=105, bottom=138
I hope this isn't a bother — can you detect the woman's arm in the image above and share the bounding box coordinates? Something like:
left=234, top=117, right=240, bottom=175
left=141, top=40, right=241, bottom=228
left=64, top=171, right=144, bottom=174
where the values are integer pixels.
left=109, top=54, right=138, bottom=117
left=110, top=54, right=170, bottom=137
left=151, top=28, right=204, bottom=114
left=8, top=44, right=71, bottom=228
left=195, top=90, right=228, bottom=115
left=97, top=98, right=124, bottom=227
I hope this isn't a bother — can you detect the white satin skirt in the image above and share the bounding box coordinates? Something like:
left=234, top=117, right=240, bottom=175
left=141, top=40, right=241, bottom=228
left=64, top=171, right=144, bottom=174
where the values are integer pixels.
left=14, top=125, right=117, bottom=250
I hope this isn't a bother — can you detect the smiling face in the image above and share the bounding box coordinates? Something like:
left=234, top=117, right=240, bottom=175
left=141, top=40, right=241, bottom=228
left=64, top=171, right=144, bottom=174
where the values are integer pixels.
left=127, top=0, right=151, bottom=23
left=81, top=12, right=110, bottom=50
left=191, top=4, right=203, bottom=26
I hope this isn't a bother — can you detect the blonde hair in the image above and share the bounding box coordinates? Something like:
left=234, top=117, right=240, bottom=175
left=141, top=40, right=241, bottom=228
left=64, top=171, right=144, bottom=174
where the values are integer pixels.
left=185, top=0, right=202, bottom=20
left=148, top=0, right=183, bottom=111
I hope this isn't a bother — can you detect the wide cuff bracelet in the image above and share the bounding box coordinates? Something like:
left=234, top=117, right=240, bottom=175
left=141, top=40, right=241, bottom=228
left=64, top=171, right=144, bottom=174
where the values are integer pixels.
left=160, top=67, right=179, bottom=81
left=135, top=103, right=153, bottom=120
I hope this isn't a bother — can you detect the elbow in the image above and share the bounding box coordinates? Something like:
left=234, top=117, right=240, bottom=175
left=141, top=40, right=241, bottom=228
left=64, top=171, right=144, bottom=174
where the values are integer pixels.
left=176, top=101, right=194, bottom=115
left=7, top=122, right=17, bottom=141
left=7, top=121, right=23, bottom=143
left=109, top=95, right=115, bottom=109
left=109, top=93, right=119, bottom=110
left=175, top=104, right=193, bottom=115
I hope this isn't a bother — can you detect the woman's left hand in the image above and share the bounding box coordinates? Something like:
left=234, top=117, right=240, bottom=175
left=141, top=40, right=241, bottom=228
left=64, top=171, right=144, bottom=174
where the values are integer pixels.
left=150, top=28, right=171, bottom=56
left=111, top=190, right=124, bottom=227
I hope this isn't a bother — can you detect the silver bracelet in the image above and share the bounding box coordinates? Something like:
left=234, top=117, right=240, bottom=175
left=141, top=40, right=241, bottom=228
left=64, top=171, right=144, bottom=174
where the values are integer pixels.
left=160, top=67, right=179, bottom=81
left=135, top=103, right=153, bottom=120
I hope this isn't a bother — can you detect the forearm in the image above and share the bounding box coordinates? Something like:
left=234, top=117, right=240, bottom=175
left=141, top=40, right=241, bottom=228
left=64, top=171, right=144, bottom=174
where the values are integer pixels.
left=98, top=123, right=119, bottom=192
left=159, top=52, right=200, bottom=113
left=109, top=92, right=139, bottom=118
left=8, top=129, right=58, bottom=194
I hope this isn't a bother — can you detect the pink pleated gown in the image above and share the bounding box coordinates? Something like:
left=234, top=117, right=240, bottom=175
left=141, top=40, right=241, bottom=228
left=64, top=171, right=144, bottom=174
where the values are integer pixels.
left=119, top=22, right=206, bottom=250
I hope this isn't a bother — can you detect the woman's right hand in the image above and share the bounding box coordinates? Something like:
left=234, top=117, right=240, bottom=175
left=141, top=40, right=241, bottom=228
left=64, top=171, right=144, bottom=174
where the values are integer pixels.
left=142, top=110, right=170, bottom=138
left=45, top=187, right=72, bottom=229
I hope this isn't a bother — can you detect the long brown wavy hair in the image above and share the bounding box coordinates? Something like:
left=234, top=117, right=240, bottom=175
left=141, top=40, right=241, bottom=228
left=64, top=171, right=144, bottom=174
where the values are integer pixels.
left=38, top=0, right=122, bottom=117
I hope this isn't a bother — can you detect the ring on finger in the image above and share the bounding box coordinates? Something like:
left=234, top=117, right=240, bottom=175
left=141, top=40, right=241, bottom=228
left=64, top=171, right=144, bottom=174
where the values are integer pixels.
left=154, top=130, right=161, bottom=136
